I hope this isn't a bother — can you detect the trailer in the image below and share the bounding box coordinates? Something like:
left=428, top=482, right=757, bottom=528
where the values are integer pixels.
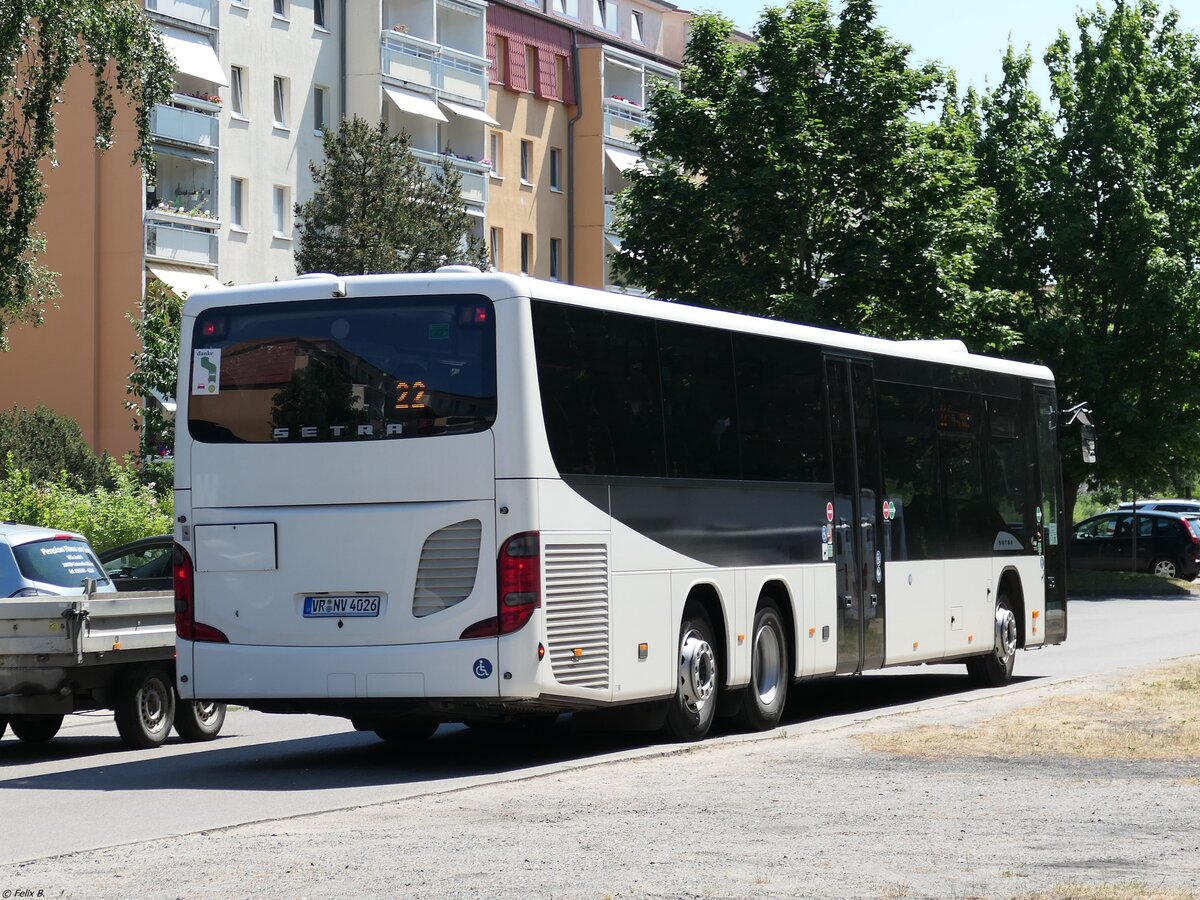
left=0, top=581, right=225, bottom=748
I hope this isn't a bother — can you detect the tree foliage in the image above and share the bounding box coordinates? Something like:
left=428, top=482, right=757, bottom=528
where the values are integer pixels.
left=294, top=116, right=488, bottom=275
left=0, top=0, right=175, bottom=350
left=125, top=279, right=183, bottom=458
left=612, top=0, right=1005, bottom=346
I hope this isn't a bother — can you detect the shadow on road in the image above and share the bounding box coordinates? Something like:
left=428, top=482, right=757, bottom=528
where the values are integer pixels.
left=0, top=670, right=1038, bottom=793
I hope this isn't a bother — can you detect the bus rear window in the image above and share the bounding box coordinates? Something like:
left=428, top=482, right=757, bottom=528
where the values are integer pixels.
left=188, top=295, right=497, bottom=443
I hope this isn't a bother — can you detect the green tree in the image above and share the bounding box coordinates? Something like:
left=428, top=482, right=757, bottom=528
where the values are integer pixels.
left=0, top=1, right=175, bottom=350
left=981, top=1, right=1200, bottom=510
left=611, top=0, right=1003, bottom=346
left=125, top=279, right=183, bottom=458
left=294, top=116, right=487, bottom=275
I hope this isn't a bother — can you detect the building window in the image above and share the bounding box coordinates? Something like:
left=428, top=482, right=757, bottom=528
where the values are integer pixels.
left=525, top=45, right=539, bottom=95
left=489, top=132, right=501, bottom=176
left=631, top=10, right=644, bottom=43
left=490, top=227, right=502, bottom=269
left=314, top=0, right=326, bottom=28
left=549, top=238, right=561, bottom=280
left=493, top=35, right=507, bottom=85
left=273, top=76, right=288, bottom=128
left=520, top=233, right=531, bottom=274
left=273, top=0, right=287, bottom=18
left=314, top=86, right=327, bottom=132
left=594, top=0, right=617, bottom=32
left=550, top=147, right=562, bottom=191
left=273, top=185, right=289, bottom=237
left=553, top=0, right=579, bottom=18
left=230, top=66, right=245, bottom=117
left=520, top=139, right=532, bottom=183
left=230, top=177, right=245, bottom=229
left=555, top=55, right=567, bottom=101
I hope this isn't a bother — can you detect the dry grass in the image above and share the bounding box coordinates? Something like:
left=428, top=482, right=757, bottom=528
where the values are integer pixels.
left=860, top=659, right=1200, bottom=760
left=1018, top=884, right=1200, bottom=900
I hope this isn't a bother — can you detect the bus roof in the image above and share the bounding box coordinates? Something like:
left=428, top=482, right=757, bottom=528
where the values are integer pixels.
left=183, top=270, right=1055, bottom=384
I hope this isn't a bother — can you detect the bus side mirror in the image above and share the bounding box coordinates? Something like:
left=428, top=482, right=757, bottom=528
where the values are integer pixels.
left=1081, top=423, right=1097, bottom=464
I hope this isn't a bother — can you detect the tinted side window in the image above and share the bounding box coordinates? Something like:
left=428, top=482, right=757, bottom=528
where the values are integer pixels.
left=733, top=333, right=828, bottom=482
left=938, top=390, right=990, bottom=557
left=531, top=302, right=664, bottom=477
left=658, top=322, right=739, bottom=479
left=877, top=382, right=939, bottom=560
left=986, top=397, right=1031, bottom=552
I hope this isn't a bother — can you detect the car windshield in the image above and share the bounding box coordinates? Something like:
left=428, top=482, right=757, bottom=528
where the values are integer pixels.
left=12, top=539, right=109, bottom=588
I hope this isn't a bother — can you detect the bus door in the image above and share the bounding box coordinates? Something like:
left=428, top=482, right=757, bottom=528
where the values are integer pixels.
left=826, top=357, right=886, bottom=674
left=1034, top=387, right=1068, bottom=642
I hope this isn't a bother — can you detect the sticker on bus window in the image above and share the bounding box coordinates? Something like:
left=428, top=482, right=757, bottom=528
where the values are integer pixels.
left=192, top=349, right=221, bottom=395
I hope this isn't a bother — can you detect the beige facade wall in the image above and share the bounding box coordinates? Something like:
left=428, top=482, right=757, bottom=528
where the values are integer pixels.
left=572, top=44, right=606, bottom=290
left=0, top=71, right=143, bottom=459
left=487, top=84, right=570, bottom=280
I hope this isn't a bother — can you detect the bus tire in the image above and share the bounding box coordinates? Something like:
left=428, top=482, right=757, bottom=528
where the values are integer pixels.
left=662, top=607, right=719, bottom=742
left=966, top=595, right=1017, bottom=687
left=735, top=602, right=788, bottom=732
left=10, top=714, right=64, bottom=743
left=114, top=666, right=176, bottom=749
left=174, top=700, right=227, bottom=742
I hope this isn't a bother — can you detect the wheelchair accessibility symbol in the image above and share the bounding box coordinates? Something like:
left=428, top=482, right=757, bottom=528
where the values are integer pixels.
left=473, top=658, right=493, bottom=679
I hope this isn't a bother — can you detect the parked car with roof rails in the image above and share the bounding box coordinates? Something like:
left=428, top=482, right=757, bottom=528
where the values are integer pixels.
left=1117, top=498, right=1200, bottom=514
left=1071, top=509, right=1200, bottom=580
left=0, top=522, right=114, bottom=598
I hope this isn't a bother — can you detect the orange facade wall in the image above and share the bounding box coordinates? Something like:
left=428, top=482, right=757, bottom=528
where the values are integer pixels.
left=0, top=69, right=144, bottom=459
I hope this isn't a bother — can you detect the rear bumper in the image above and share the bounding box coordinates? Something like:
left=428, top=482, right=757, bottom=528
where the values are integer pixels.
left=178, top=636, right=530, bottom=704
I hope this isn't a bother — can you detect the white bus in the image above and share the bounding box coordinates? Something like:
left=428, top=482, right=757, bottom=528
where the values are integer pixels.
left=173, top=269, right=1070, bottom=743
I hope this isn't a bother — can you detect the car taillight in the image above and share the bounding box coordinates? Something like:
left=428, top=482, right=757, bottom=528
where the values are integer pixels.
left=460, top=531, right=541, bottom=639
left=174, top=543, right=228, bottom=643
left=1188, top=522, right=1200, bottom=545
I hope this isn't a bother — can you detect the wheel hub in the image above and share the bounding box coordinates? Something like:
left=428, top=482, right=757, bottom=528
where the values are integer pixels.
left=679, top=630, right=716, bottom=711
left=752, top=623, right=782, bottom=705
left=994, top=607, right=1017, bottom=662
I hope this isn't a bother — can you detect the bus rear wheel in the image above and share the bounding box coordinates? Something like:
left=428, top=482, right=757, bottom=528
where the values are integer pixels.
left=662, top=607, right=719, bottom=742
left=174, top=700, right=227, bottom=742
left=966, top=595, right=1017, bottom=687
left=735, top=602, right=788, bottom=732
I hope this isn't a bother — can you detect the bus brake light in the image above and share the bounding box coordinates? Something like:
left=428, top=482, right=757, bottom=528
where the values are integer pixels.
left=460, top=531, right=541, bottom=639
left=174, top=543, right=228, bottom=643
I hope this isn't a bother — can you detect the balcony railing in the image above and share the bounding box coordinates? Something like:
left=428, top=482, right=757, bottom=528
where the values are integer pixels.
left=151, top=100, right=219, bottom=150
left=145, top=219, right=218, bottom=268
left=381, top=32, right=488, bottom=104
left=603, top=98, right=648, bottom=146
left=414, top=150, right=489, bottom=207
left=144, top=0, right=217, bottom=29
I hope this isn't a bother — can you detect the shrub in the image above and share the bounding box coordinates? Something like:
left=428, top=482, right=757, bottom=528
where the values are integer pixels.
left=0, top=404, right=110, bottom=491
left=0, top=455, right=172, bottom=552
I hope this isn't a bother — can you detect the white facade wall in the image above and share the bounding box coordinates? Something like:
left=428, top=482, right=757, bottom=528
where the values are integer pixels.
left=217, top=0, right=342, bottom=285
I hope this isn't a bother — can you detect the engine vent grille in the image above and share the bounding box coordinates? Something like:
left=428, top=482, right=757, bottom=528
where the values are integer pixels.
left=544, top=543, right=609, bottom=690
left=412, top=519, right=482, bottom=617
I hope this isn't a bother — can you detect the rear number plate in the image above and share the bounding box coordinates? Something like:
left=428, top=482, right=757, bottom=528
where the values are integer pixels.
left=303, top=595, right=381, bottom=618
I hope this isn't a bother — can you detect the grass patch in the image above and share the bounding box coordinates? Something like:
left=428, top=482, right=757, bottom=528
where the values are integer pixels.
left=1068, top=569, right=1200, bottom=597
left=861, top=658, right=1200, bottom=760
left=1018, top=884, right=1199, bottom=900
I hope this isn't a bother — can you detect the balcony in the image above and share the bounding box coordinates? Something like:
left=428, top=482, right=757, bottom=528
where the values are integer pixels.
left=144, top=0, right=217, bottom=29
left=145, top=219, right=218, bottom=268
left=381, top=31, right=488, bottom=105
left=603, top=98, right=648, bottom=146
left=414, top=150, right=489, bottom=207
left=151, top=96, right=219, bottom=151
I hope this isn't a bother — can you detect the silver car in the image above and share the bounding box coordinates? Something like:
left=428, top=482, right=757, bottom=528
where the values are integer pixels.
left=0, top=522, right=115, bottom=598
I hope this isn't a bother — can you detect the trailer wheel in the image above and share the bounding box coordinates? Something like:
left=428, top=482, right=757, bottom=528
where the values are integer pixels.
left=173, top=700, right=226, bottom=742
left=114, top=666, right=176, bottom=749
left=10, top=714, right=64, bottom=743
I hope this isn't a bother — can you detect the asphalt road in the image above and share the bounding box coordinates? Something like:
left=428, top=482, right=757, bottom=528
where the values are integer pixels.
left=1, top=595, right=1197, bottom=898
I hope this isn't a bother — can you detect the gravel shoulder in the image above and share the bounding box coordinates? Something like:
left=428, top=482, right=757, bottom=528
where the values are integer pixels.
left=4, top=660, right=1200, bottom=900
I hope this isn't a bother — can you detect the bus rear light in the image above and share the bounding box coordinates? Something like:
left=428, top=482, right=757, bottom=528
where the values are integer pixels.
left=174, top=543, right=228, bottom=643
left=459, top=531, right=541, bottom=640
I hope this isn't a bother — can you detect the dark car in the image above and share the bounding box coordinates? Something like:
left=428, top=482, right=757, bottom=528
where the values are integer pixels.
left=99, top=535, right=173, bottom=592
left=1071, top=511, right=1200, bottom=580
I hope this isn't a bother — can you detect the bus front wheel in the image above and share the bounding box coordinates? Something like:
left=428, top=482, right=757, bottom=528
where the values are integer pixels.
left=735, top=601, right=788, bottom=732
left=966, top=595, right=1017, bottom=687
left=662, top=608, right=719, bottom=742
